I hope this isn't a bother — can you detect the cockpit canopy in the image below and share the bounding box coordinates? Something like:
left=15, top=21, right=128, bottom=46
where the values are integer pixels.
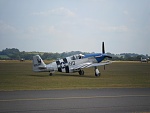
left=70, top=54, right=85, bottom=60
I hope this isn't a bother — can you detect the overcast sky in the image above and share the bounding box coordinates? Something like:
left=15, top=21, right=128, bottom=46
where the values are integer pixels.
left=0, top=0, right=150, bottom=55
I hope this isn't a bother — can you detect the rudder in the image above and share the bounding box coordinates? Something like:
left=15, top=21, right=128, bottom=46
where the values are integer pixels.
left=33, top=55, right=46, bottom=72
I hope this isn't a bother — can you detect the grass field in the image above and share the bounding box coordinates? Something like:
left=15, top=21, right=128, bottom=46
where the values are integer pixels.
left=0, top=60, right=150, bottom=90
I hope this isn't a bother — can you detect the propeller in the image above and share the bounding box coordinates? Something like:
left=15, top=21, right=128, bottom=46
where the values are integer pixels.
left=102, top=42, right=105, bottom=70
left=102, top=42, right=105, bottom=54
left=102, top=42, right=112, bottom=70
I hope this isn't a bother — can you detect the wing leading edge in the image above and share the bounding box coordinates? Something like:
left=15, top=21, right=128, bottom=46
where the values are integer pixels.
left=71, top=60, right=112, bottom=70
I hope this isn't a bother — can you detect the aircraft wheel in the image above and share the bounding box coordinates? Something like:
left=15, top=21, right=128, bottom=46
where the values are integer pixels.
left=95, top=72, right=100, bottom=77
left=79, top=70, right=84, bottom=75
left=49, top=73, right=53, bottom=76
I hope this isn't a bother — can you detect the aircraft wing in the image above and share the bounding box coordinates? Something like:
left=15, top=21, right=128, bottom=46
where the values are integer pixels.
left=87, top=61, right=112, bottom=68
left=71, top=62, right=92, bottom=70
left=71, top=61, right=112, bottom=70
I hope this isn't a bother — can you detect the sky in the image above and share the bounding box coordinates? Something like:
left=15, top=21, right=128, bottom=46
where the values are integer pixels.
left=0, top=0, right=150, bottom=55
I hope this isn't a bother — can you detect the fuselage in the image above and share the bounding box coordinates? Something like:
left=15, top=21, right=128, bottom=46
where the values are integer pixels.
left=45, top=53, right=107, bottom=73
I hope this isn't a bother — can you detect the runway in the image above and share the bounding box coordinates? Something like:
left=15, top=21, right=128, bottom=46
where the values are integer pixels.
left=0, top=88, right=150, bottom=113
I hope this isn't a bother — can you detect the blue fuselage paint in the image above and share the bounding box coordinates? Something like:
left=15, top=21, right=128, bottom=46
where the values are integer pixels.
left=84, top=53, right=105, bottom=63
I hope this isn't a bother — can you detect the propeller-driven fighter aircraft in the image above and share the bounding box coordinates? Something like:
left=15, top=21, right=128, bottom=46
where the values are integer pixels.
left=33, top=42, right=112, bottom=76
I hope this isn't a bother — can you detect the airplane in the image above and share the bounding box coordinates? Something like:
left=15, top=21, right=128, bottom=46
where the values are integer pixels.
left=141, top=57, right=149, bottom=63
left=32, top=42, right=112, bottom=77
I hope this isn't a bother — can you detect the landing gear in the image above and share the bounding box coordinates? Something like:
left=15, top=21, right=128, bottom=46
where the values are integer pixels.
left=95, top=72, right=101, bottom=77
left=78, top=70, right=84, bottom=75
left=49, top=71, right=55, bottom=76
left=49, top=73, right=53, bottom=76
left=94, top=67, right=101, bottom=77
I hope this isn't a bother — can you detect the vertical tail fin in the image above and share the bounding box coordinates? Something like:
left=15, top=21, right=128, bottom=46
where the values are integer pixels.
left=33, top=55, right=47, bottom=72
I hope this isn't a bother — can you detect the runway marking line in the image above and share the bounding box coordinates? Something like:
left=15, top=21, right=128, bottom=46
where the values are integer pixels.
left=0, top=95, right=150, bottom=102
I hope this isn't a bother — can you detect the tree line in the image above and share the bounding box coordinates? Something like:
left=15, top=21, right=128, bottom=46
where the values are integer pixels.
left=0, top=48, right=89, bottom=60
left=0, top=48, right=149, bottom=61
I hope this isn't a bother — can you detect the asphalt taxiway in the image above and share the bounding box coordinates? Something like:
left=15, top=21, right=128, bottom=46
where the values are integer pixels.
left=0, top=88, right=150, bottom=113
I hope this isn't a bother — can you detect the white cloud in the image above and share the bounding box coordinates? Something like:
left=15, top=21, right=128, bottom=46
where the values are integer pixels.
left=32, top=7, right=76, bottom=17
left=123, top=10, right=129, bottom=15
left=26, top=26, right=39, bottom=33
left=82, top=18, right=129, bottom=32
left=99, top=25, right=129, bottom=32
left=0, top=20, right=17, bottom=33
left=23, top=25, right=72, bottom=40
left=47, top=26, right=62, bottom=36
left=51, top=7, right=76, bottom=17
left=47, top=25, right=72, bottom=39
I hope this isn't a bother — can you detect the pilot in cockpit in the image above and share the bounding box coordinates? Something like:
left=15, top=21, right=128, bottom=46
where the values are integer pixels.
left=78, top=54, right=84, bottom=59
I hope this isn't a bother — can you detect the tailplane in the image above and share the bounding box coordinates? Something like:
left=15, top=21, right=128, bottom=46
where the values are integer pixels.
left=33, top=55, right=47, bottom=72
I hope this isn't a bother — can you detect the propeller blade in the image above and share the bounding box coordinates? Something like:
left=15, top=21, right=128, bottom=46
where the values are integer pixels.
left=102, top=42, right=105, bottom=54
left=104, top=55, right=112, bottom=59
left=107, top=56, right=112, bottom=59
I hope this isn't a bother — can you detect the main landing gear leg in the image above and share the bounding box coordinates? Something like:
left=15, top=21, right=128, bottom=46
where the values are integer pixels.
left=79, top=70, right=84, bottom=75
left=94, top=67, right=101, bottom=77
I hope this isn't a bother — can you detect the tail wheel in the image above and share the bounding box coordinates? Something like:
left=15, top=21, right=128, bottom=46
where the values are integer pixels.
left=79, top=70, right=84, bottom=75
left=49, top=73, right=53, bottom=76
